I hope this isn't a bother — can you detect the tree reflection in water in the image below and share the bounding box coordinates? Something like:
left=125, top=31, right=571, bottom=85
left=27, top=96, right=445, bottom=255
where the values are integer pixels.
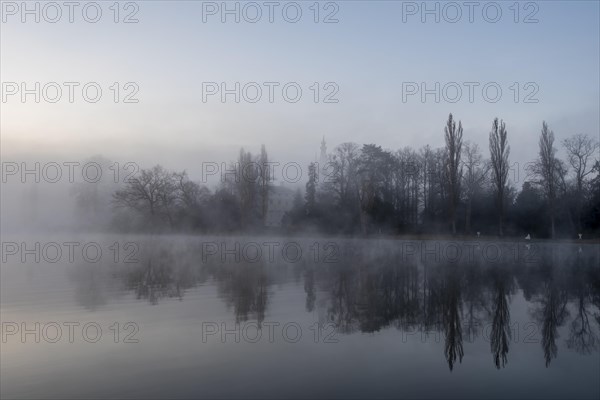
left=74, top=239, right=600, bottom=370
left=488, top=266, right=513, bottom=368
left=566, top=249, right=599, bottom=354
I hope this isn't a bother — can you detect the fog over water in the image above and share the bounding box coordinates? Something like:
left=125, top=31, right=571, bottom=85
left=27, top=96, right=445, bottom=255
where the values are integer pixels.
left=2, top=1, right=600, bottom=399
left=1, top=236, right=599, bottom=399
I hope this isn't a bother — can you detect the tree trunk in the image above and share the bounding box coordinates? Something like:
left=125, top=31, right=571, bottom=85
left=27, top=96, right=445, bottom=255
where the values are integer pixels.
left=576, top=184, right=583, bottom=232
left=566, top=205, right=576, bottom=235
left=549, top=197, right=556, bottom=239
left=498, top=192, right=504, bottom=237
left=465, top=199, right=472, bottom=234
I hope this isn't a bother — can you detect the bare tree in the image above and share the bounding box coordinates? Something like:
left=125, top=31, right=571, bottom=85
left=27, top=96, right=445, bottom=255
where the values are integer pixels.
left=174, top=171, right=210, bottom=219
left=328, top=142, right=360, bottom=206
left=113, top=165, right=178, bottom=227
left=444, top=114, right=463, bottom=235
left=527, top=122, right=566, bottom=238
left=305, top=162, right=318, bottom=216
left=258, top=144, right=270, bottom=227
left=395, top=147, right=420, bottom=227
left=489, top=118, right=510, bottom=236
left=462, top=141, right=488, bottom=234
left=174, top=172, right=198, bottom=208
left=356, top=144, right=394, bottom=234
left=236, top=149, right=258, bottom=228
left=562, top=134, right=599, bottom=231
left=420, top=145, right=445, bottom=226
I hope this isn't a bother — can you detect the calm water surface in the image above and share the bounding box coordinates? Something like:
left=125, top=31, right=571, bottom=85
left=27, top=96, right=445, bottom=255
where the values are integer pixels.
left=1, top=234, right=599, bottom=399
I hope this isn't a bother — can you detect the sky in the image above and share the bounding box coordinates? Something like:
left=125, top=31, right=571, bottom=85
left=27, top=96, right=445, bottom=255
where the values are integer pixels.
left=1, top=0, right=599, bottom=186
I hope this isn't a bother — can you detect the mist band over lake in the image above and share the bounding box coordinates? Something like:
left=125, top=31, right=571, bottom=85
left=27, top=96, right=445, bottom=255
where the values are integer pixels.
left=2, top=1, right=600, bottom=399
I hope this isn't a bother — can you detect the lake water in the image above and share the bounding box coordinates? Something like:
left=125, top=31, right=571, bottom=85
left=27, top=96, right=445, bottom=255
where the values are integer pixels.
left=1, top=234, right=599, bottom=399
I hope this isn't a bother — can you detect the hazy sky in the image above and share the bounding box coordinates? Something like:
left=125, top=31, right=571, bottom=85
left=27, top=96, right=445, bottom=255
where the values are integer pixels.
left=1, top=0, right=599, bottom=184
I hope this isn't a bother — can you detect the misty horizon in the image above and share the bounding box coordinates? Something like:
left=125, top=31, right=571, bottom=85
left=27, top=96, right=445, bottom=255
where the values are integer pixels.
left=1, top=1, right=599, bottom=400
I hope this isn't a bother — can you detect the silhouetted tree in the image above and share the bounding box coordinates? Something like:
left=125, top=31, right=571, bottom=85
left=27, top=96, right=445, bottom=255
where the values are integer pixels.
left=113, top=165, right=179, bottom=228
left=258, top=144, right=270, bottom=227
left=563, top=134, right=599, bottom=231
left=527, top=122, right=567, bottom=239
left=462, top=142, right=488, bottom=234
left=489, top=118, right=510, bottom=236
left=306, top=162, right=318, bottom=217
left=444, top=114, right=463, bottom=235
left=512, top=182, right=546, bottom=237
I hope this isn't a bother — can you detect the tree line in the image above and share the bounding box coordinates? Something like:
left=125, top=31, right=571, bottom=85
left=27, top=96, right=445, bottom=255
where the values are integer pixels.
left=110, top=115, right=599, bottom=238
left=287, top=115, right=599, bottom=238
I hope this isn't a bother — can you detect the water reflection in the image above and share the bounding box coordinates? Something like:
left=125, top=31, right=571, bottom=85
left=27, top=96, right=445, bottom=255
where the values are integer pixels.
left=125, top=248, right=198, bottom=304
left=67, top=262, right=108, bottom=311
left=216, top=262, right=270, bottom=326
left=66, top=239, right=600, bottom=371
left=442, top=266, right=464, bottom=371
left=566, top=251, right=599, bottom=354
left=489, top=265, right=513, bottom=368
